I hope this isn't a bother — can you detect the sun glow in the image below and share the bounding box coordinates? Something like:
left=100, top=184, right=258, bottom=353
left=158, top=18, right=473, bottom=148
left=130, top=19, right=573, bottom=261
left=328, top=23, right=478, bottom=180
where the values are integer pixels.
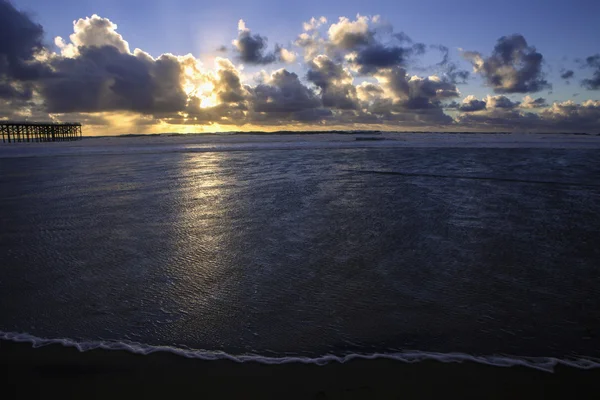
left=198, top=82, right=218, bottom=108
left=181, top=60, right=219, bottom=109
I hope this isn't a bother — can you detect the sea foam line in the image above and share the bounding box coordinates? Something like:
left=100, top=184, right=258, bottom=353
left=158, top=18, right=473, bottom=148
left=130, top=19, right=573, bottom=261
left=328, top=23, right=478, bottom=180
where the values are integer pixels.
left=1, top=331, right=599, bottom=373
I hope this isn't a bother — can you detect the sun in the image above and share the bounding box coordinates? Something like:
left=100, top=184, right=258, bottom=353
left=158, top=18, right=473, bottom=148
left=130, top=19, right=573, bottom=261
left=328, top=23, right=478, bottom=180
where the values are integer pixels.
left=198, top=82, right=218, bottom=108
left=182, top=66, right=218, bottom=108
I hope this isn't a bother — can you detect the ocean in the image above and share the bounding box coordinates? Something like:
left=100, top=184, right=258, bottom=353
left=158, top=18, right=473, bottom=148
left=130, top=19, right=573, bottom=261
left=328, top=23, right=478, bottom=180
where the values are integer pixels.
left=1, top=133, right=600, bottom=371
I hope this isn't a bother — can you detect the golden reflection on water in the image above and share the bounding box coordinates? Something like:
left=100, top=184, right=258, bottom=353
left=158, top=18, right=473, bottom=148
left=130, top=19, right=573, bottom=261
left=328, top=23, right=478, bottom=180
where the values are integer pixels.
left=158, top=151, right=246, bottom=346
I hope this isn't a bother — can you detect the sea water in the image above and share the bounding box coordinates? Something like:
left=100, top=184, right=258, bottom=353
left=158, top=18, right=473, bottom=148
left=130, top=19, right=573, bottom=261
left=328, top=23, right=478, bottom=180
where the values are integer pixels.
left=1, top=134, right=599, bottom=371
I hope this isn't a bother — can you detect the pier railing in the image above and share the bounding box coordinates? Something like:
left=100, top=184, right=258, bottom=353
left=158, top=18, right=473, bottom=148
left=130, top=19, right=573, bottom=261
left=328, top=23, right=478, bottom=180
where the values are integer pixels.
left=1, top=122, right=82, bottom=143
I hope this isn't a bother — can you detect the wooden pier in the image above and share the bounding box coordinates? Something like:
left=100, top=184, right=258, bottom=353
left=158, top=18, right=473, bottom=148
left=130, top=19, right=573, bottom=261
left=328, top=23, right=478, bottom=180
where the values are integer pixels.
left=1, top=122, right=82, bottom=143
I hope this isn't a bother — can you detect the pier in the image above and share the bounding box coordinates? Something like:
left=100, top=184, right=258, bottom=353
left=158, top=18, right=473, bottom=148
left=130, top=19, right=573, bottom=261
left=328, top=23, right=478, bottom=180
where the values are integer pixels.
left=1, top=122, right=82, bottom=143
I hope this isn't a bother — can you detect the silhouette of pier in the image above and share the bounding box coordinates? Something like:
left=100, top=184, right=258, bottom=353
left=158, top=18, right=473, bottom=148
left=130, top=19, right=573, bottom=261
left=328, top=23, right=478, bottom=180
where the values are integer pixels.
left=1, top=122, right=82, bottom=143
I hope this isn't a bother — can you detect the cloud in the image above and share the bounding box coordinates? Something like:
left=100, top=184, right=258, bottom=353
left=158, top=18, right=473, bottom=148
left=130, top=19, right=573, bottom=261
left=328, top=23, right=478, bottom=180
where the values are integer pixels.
left=0, top=1, right=50, bottom=101
left=581, top=54, right=600, bottom=90
left=327, top=15, right=374, bottom=50
left=232, top=20, right=277, bottom=64
left=485, top=94, right=519, bottom=109
left=520, top=95, right=547, bottom=109
left=275, top=45, right=297, bottom=63
left=294, top=17, right=329, bottom=62
left=37, top=15, right=191, bottom=116
left=212, top=57, right=249, bottom=103
left=1, top=7, right=599, bottom=133
left=295, top=32, right=322, bottom=62
left=456, top=108, right=541, bottom=131
left=296, top=15, right=426, bottom=75
left=374, top=67, right=460, bottom=108
left=560, top=69, right=574, bottom=80
left=454, top=95, right=600, bottom=133
left=458, top=95, right=486, bottom=112
left=393, top=32, right=413, bottom=44
left=540, top=100, right=600, bottom=131
left=463, top=34, right=550, bottom=93
left=248, top=68, right=327, bottom=123
left=454, top=94, right=520, bottom=113
left=430, top=45, right=470, bottom=84
left=41, top=46, right=188, bottom=114
left=322, top=15, right=425, bottom=75
left=350, top=43, right=423, bottom=74
left=55, top=14, right=130, bottom=57
left=364, top=67, right=458, bottom=125
left=306, top=55, right=358, bottom=109
left=303, top=16, right=327, bottom=32
left=232, top=20, right=294, bottom=65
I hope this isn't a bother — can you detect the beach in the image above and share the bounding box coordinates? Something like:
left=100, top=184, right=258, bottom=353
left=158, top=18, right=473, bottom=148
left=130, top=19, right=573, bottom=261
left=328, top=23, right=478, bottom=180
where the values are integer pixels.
left=3, top=339, right=600, bottom=399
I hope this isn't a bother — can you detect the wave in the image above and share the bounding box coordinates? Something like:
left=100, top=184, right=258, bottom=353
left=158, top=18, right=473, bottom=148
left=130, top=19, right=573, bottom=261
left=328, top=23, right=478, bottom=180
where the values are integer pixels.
left=2, top=331, right=599, bottom=373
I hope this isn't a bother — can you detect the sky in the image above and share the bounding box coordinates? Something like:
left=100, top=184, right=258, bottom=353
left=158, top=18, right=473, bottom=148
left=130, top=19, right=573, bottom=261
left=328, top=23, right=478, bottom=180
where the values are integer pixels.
left=1, top=0, right=600, bottom=135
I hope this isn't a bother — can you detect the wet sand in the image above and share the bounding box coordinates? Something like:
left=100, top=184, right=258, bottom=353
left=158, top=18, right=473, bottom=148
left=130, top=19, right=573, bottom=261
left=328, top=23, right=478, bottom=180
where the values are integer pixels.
left=2, top=340, right=600, bottom=399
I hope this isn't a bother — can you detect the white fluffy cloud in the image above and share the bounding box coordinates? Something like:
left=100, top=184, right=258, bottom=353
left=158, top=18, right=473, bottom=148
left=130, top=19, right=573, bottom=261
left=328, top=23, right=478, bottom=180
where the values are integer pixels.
left=55, top=15, right=130, bottom=57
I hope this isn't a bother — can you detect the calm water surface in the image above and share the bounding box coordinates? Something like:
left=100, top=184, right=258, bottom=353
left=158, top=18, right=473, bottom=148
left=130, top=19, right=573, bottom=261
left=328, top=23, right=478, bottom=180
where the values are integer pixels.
left=1, top=144, right=599, bottom=358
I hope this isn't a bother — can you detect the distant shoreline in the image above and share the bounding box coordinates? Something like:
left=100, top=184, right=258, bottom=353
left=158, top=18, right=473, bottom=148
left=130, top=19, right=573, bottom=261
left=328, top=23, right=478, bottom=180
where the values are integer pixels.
left=99, top=130, right=598, bottom=139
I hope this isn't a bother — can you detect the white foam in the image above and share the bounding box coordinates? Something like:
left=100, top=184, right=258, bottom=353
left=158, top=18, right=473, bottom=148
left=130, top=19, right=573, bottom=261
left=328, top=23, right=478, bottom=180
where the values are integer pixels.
left=1, top=331, right=599, bottom=373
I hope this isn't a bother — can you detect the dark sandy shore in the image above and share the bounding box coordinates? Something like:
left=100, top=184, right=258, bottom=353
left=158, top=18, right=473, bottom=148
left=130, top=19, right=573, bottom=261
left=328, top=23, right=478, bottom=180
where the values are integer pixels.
left=2, top=340, right=600, bottom=399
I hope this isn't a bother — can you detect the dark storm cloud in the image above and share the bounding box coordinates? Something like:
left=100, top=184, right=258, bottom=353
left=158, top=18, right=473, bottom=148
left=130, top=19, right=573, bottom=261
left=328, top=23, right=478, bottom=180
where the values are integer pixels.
left=581, top=54, right=600, bottom=90
left=463, top=34, right=550, bottom=93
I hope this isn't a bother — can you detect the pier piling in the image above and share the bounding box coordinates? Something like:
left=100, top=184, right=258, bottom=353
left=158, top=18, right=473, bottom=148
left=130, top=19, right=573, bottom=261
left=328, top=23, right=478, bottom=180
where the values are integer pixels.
left=1, top=122, right=82, bottom=143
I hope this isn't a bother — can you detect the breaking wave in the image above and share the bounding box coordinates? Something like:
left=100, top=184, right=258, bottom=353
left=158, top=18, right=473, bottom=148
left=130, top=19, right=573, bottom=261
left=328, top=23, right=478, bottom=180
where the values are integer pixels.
left=2, top=331, right=599, bottom=373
